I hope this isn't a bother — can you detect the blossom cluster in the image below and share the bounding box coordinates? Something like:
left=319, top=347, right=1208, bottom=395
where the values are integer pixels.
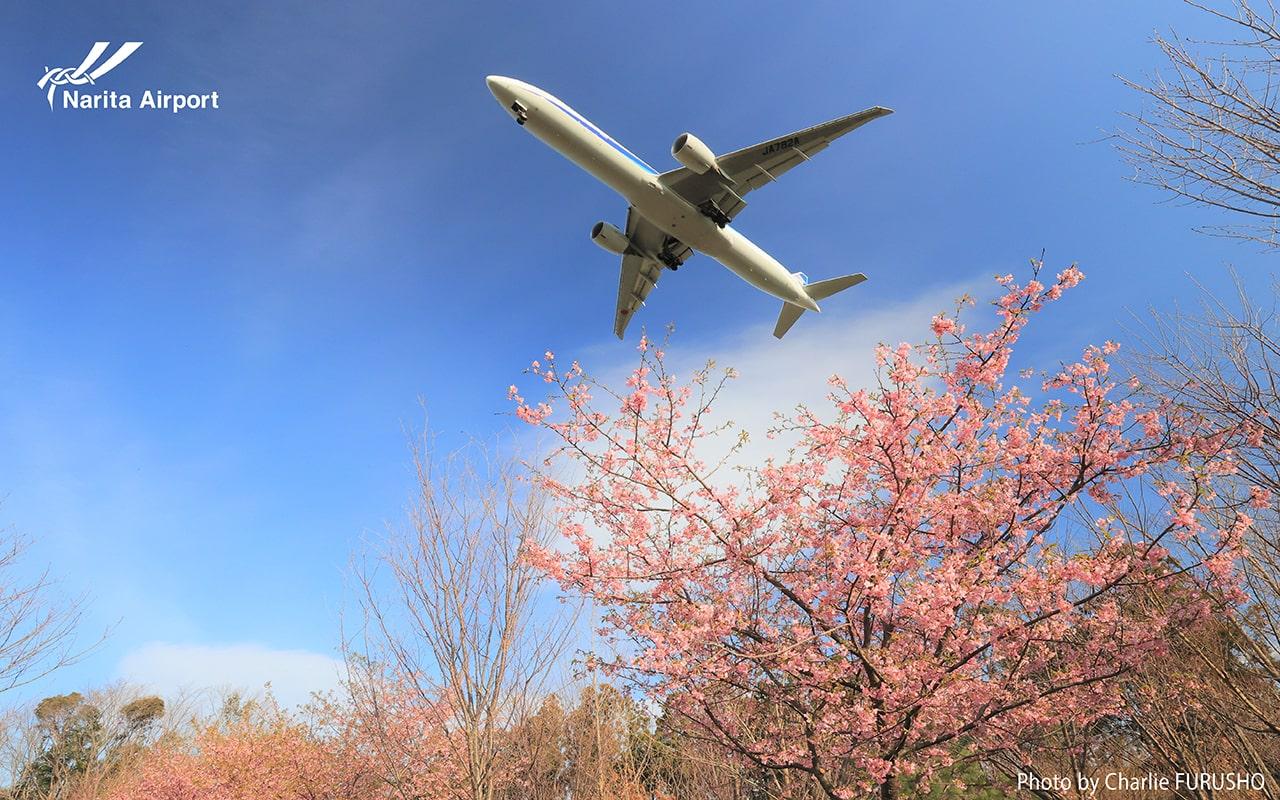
left=511, top=265, right=1247, bottom=795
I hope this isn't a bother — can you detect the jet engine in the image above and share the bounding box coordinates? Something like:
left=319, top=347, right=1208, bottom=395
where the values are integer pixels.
left=590, top=221, right=631, bottom=255
left=671, top=133, right=719, bottom=175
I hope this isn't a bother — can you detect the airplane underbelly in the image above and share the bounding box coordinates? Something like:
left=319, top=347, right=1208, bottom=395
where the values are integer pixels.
left=526, top=108, right=804, bottom=307
left=697, top=228, right=804, bottom=303
left=628, top=189, right=801, bottom=303
left=628, top=189, right=717, bottom=249
left=528, top=115, right=647, bottom=196
left=710, top=234, right=797, bottom=298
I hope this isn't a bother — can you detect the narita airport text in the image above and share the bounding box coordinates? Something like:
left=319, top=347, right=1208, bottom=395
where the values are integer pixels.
left=61, top=90, right=220, bottom=112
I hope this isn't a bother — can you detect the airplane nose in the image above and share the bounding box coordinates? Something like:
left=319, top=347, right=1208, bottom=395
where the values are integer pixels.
left=485, top=75, right=509, bottom=101
left=486, top=76, right=529, bottom=124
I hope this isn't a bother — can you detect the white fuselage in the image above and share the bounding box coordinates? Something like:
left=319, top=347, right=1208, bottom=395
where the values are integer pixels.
left=486, top=76, right=817, bottom=311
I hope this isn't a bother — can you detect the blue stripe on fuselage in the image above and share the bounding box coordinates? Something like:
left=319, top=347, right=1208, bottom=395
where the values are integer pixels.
left=530, top=88, right=658, bottom=175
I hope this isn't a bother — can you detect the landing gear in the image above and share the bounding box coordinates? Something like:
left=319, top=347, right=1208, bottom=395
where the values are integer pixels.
left=697, top=199, right=732, bottom=228
left=658, top=240, right=684, bottom=270
left=510, top=101, right=528, bottom=125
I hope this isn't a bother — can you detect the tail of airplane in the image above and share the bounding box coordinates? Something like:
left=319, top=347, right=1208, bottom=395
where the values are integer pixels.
left=773, top=273, right=867, bottom=339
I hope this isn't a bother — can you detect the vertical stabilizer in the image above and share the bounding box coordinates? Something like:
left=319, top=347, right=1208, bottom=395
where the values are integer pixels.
left=774, top=303, right=807, bottom=338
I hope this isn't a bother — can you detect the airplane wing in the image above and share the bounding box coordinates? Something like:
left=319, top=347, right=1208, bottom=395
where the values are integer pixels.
left=614, top=208, right=692, bottom=339
left=659, top=106, right=893, bottom=223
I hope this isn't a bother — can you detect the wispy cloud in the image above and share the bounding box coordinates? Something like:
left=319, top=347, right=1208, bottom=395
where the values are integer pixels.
left=502, top=277, right=988, bottom=567
left=572, top=277, right=985, bottom=470
left=115, top=642, right=345, bottom=709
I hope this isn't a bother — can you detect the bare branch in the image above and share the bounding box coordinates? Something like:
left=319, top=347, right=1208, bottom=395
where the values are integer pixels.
left=348, top=433, right=579, bottom=800
left=1119, top=0, right=1280, bottom=248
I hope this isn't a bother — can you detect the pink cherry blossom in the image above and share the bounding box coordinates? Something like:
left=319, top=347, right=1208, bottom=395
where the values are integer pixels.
left=510, top=264, right=1246, bottom=797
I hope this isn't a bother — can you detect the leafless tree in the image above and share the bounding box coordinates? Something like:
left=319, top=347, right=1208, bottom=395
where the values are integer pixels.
left=0, top=536, right=92, bottom=697
left=501, top=682, right=762, bottom=800
left=350, top=437, right=578, bottom=800
left=1117, top=274, right=1280, bottom=795
left=1119, top=0, right=1280, bottom=248
left=1129, top=272, right=1280, bottom=686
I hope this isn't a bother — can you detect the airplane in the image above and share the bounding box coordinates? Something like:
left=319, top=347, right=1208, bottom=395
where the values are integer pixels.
left=485, top=76, right=892, bottom=339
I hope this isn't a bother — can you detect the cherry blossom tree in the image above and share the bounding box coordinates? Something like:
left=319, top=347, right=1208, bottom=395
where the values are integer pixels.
left=509, top=266, right=1252, bottom=799
left=105, top=692, right=384, bottom=800
left=338, top=661, right=468, bottom=800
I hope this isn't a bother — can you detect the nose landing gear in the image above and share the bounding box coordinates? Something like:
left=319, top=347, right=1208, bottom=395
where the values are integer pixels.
left=510, top=101, right=528, bottom=125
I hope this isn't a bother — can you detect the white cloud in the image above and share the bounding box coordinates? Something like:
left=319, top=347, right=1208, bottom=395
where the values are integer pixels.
left=115, top=642, right=345, bottom=709
left=589, top=277, right=985, bottom=469
left=507, top=276, right=988, bottom=563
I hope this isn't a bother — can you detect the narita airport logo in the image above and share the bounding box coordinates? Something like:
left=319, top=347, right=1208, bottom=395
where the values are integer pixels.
left=38, top=42, right=220, bottom=113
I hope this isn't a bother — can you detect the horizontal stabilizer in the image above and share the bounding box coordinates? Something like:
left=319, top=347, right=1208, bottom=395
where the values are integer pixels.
left=806, top=272, right=866, bottom=300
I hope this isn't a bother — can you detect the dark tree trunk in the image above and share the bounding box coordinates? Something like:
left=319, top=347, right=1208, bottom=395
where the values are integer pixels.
left=880, top=775, right=897, bottom=800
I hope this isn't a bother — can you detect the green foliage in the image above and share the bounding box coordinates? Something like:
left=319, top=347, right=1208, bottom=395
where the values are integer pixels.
left=10, top=690, right=166, bottom=799
left=120, top=696, right=164, bottom=732
left=899, top=757, right=1013, bottom=800
left=16, top=693, right=104, bottom=799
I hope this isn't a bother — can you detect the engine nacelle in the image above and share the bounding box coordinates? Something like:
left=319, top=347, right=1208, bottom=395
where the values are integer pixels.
left=590, top=221, right=631, bottom=255
left=671, top=133, right=719, bottom=175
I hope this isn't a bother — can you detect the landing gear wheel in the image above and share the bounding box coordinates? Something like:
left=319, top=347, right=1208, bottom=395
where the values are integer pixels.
left=697, top=200, right=731, bottom=228
left=658, top=251, right=682, bottom=270
left=657, top=236, right=685, bottom=270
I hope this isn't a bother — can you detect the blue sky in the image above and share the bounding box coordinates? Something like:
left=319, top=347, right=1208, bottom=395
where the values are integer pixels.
left=0, top=1, right=1270, bottom=705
